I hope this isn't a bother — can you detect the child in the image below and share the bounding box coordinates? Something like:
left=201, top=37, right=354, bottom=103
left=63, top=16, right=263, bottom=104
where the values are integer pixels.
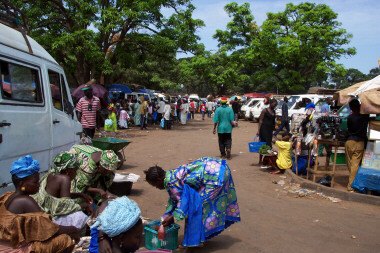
left=263, top=132, right=293, bottom=174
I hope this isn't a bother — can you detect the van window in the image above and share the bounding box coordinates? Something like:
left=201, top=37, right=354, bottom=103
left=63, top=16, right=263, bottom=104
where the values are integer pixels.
left=0, top=60, right=42, bottom=103
left=60, top=74, right=73, bottom=115
left=48, top=71, right=63, bottom=111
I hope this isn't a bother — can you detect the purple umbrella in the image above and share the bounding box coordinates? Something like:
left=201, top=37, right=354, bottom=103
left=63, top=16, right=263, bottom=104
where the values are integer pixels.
left=71, top=84, right=109, bottom=100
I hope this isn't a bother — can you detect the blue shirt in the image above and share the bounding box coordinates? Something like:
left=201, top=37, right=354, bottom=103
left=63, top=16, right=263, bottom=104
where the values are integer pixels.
left=320, top=103, right=330, bottom=114
left=212, top=105, right=234, bottom=133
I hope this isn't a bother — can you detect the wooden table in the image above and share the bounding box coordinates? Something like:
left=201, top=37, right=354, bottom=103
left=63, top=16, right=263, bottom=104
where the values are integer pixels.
left=306, top=139, right=345, bottom=188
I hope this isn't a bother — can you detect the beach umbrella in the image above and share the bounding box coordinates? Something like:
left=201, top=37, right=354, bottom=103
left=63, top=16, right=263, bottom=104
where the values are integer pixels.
left=230, top=95, right=242, bottom=100
left=71, top=84, right=109, bottom=100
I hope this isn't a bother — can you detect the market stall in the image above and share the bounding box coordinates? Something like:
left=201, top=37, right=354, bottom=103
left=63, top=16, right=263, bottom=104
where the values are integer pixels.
left=334, top=75, right=380, bottom=193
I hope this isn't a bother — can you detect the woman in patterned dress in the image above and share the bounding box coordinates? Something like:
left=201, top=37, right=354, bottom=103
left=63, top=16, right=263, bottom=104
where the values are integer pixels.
left=145, top=157, right=241, bottom=253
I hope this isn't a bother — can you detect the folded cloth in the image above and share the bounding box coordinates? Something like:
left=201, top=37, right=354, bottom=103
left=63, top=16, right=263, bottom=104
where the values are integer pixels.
left=53, top=211, right=89, bottom=230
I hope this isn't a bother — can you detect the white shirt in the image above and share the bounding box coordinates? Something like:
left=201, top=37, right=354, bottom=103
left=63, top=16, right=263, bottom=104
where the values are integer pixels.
left=163, top=104, right=171, bottom=120
left=158, top=101, right=165, bottom=113
left=207, top=102, right=214, bottom=111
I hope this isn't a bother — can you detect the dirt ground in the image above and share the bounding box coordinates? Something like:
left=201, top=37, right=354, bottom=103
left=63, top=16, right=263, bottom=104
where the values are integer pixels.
left=113, top=114, right=380, bottom=253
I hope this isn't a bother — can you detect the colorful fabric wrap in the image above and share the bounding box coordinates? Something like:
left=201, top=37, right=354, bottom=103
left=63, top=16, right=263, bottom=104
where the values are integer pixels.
left=53, top=152, right=79, bottom=174
left=90, top=196, right=141, bottom=237
left=220, top=97, right=227, bottom=103
left=100, top=150, right=119, bottom=172
left=10, top=155, right=40, bottom=179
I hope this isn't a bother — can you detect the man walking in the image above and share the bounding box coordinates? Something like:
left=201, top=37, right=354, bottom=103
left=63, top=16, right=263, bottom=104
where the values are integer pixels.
left=157, top=97, right=165, bottom=124
left=75, top=85, right=101, bottom=138
left=232, top=97, right=240, bottom=125
left=139, top=96, right=148, bottom=130
left=206, top=100, right=214, bottom=118
left=213, top=97, right=236, bottom=159
left=345, top=99, right=369, bottom=192
left=274, top=96, right=289, bottom=137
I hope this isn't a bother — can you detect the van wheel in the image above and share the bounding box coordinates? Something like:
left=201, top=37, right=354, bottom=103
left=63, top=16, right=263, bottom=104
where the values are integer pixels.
left=116, top=151, right=124, bottom=170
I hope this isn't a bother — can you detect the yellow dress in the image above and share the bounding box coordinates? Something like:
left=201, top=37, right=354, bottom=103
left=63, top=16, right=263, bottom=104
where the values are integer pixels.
left=275, top=141, right=293, bottom=170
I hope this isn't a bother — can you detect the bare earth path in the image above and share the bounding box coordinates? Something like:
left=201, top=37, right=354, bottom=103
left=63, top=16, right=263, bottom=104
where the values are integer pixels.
left=116, top=114, right=380, bottom=253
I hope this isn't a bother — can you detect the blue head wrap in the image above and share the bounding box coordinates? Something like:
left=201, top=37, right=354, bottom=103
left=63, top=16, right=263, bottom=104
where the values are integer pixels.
left=10, top=155, right=40, bottom=179
left=91, top=196, right=141, bottom=237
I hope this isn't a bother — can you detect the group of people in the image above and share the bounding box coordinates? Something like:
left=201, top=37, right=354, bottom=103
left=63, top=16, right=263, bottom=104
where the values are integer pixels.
left=0, top=130, right=241, bottom=253
left=255, top=95, right=370, bottom=191
left=76, top=85, right=223, bottom=136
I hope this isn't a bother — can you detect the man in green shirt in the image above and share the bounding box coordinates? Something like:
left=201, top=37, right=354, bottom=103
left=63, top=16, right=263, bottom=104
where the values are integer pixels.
left=213, top=97, right=236, bottom=159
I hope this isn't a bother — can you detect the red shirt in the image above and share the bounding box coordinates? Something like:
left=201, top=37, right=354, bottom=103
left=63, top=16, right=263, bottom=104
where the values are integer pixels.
left=75, top=96, right=101, bottom=128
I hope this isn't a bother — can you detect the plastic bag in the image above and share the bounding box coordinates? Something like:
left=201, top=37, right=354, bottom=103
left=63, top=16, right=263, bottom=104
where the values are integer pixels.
left=317, top=175, right=332, bottom=187
left=105, top=119, right=113, bottom=126
left=160, top=118, right=165, bottom=128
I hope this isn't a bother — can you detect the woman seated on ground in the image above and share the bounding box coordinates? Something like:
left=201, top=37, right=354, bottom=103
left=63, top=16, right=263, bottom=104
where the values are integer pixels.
left=69, top=145, right=119, bottom=202
left=0, top=155, right=79, bottom=252
left=89, top=196, right=143, bottom=253
left=262, top=132, right=293, bottom=174
left=145, top=157, right=241, bottom=253
left=32, top=152, right=92, bottom=230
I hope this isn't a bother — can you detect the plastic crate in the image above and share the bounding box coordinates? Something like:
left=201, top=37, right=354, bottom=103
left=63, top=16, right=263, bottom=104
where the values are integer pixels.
left=144, top=220, right=180, bottom=250
left=330, top=150, right=346, bottom=164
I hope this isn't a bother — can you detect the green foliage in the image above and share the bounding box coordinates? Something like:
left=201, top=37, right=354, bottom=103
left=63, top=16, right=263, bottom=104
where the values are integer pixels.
left=331, top=68, right=368, bottom=88
left=6, top=0, right=204, bottom=88
left=212, top=2, right=356, bottom=93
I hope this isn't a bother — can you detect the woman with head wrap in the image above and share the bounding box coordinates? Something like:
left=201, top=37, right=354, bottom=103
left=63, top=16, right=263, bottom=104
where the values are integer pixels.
left=145, top=157, right=241, bottom=253
left=89, top=196, right=143, bottom=253
left=32, top=152, right=91, bottom=229
left=0, top=155, right=79, bottom=252
left=104, top=104, right=118, bottom=133
left=69, top=145, right=119, bottom=201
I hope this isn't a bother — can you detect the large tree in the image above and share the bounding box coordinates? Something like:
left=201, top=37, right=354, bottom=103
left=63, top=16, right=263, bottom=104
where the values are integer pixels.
left=214, top=2, right=356, bottom=93
left=4, top=0, right=204, bottom=87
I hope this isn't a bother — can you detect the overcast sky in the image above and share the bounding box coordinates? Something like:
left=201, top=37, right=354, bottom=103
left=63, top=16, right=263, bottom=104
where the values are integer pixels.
left=179, top=0, right=380, bottom=74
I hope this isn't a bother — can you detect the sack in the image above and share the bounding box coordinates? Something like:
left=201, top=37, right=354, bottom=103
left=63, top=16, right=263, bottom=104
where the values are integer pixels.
left=160, top=118, right=165, bottom=128
left=248, top=135, right=266, bottom=153
left=105, top=119, right=113, bottom=126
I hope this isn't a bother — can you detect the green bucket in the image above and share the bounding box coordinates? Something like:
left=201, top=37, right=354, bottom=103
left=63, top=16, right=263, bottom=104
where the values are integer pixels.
left=330, top=150, right=346, bottom=164
left=144, top=220, right=180, bottom=250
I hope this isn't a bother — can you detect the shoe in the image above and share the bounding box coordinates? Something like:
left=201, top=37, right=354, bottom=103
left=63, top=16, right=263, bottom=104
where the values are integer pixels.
left=226, top=150, right=231, bottom=159
left=220, top=154, right=226, bottom=158
left=261, top=165, right=270, bottom=169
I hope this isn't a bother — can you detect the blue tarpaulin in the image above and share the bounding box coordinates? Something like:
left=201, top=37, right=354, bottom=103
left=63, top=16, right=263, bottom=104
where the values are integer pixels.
left=351, top=166, right=380, bottom=193
left=108, top=84, right=132, bottom=94
left=138, top=88, right=153, bottom=95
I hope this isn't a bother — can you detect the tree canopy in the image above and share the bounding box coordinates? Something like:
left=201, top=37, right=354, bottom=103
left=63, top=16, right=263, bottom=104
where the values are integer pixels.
left=4, top=0, right=204, bottom=87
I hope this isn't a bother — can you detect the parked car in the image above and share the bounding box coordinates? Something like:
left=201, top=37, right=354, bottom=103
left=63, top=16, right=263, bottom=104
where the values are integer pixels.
left=0, top=23, right=82, bottom=194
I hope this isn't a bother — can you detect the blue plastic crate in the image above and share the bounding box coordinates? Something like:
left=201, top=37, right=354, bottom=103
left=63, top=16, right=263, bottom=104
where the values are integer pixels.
left=144, top=220, right=180, bottom=250
left=248, top=141, right=266, bottom=153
